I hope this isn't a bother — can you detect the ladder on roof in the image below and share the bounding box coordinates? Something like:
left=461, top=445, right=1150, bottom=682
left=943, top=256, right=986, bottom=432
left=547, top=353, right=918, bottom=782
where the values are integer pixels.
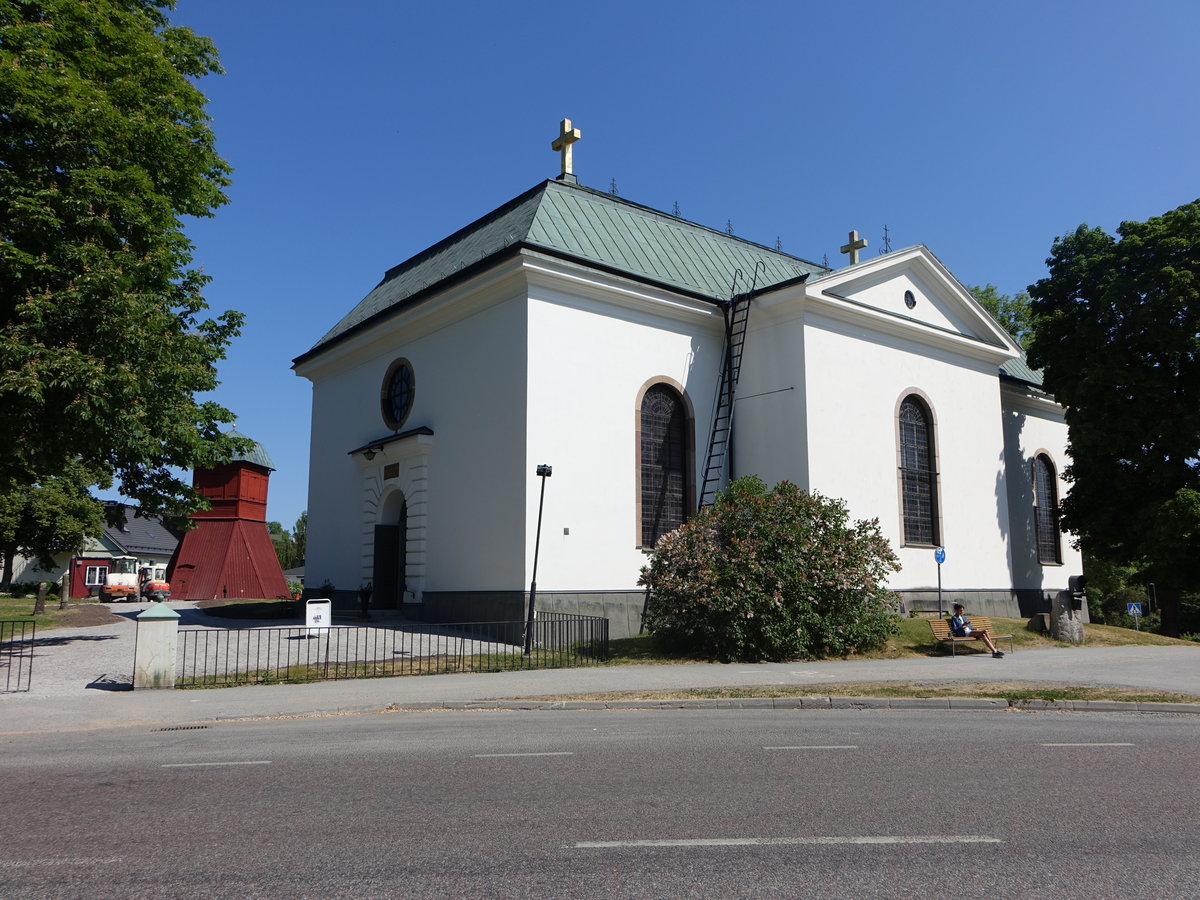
left=698, top=263, right=763, bottom=509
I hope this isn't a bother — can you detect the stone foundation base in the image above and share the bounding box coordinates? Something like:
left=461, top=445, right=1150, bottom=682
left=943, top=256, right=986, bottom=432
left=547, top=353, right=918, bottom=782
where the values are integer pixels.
left=420, top=590, right=647, bottom=639
left=897, top=588, right=1089, bottom=622
left=375, top=587, right=1085, bottom=639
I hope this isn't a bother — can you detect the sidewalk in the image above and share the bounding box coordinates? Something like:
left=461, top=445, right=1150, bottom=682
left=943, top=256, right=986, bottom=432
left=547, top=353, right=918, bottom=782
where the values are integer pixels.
left=3, top=603, right=1200, bottom=734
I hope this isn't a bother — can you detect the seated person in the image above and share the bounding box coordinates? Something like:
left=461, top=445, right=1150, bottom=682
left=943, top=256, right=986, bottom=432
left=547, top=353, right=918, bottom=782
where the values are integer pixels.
left=948, top=602, right=1004, bottom=658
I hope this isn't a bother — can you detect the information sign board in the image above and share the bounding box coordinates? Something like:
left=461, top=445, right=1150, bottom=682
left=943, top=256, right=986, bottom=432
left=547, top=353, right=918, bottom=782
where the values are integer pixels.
left=306, top=597, right=332, bottom=635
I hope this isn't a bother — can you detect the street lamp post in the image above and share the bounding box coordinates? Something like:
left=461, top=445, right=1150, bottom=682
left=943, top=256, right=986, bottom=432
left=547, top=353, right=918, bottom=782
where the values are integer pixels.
left=524, top=464, right=552, bottom=655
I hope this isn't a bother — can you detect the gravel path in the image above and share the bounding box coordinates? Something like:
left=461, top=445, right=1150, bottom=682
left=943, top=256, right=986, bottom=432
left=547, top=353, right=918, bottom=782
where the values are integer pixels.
left=3, top=601, right=521, bottom=696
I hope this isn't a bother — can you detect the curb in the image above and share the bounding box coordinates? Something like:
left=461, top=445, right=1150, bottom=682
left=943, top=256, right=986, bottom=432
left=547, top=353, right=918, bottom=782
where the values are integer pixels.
left=374, top=697, right=1200, bottom=715
left=10, top=696, right=1198, bottom=735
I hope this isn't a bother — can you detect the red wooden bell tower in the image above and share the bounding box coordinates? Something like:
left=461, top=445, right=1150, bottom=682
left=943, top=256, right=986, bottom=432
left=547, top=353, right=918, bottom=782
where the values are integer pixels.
left=167, top=430, right=289, bottom=601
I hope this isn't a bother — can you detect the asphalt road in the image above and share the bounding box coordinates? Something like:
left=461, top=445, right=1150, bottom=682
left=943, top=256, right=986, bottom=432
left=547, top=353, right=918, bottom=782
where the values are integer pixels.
left=3, top=709, right=1197, bottom=899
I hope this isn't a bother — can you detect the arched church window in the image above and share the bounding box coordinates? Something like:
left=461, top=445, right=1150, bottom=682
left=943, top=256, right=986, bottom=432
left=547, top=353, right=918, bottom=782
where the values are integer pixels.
left=1033, top=454, right=1061, bottom=564
left=640, top=383, right=689, bottom=548
left=898, top=395, right=938, bottom=546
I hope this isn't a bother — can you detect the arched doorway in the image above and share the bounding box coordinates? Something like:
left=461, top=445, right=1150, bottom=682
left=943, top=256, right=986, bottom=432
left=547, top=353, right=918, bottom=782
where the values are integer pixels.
left=373, top=490, right=407, bottom=609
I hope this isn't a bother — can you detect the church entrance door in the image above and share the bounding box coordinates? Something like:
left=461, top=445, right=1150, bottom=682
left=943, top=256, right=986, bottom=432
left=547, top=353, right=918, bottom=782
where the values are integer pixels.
left=373, top=493, right=407, bottom=609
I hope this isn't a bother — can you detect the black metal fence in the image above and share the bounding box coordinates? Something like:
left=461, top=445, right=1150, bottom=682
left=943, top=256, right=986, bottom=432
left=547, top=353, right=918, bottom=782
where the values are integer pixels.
left=1, top=620, right=36, bottom=693
left=176, top=612, right=609, bottom=688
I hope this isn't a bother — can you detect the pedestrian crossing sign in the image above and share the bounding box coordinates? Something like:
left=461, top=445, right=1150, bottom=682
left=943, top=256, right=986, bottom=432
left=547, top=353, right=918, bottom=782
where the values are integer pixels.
left=1126, top=602, right=1143, bottom=616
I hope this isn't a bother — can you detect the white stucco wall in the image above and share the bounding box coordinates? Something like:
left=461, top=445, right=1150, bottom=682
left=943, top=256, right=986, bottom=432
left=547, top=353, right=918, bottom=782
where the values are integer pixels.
left=840, top=269, right=978, bottom=337
left=301, top=244, right=1064, bottom=603
left=735, top=306, right=809, bottom=490
left=523, top=265, right=724, bottom=591
left=801, top=312, right=1014, bottom=590
left=1001, top=385, right=1084, bottom=590
left=300, top=271, right=529, bottom=595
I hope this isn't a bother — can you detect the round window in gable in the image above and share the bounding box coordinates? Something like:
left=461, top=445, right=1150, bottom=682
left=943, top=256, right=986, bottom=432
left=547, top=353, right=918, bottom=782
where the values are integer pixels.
left=904, top=290, right=916, bottom=309
left=381, top=359, right=415, bottom=430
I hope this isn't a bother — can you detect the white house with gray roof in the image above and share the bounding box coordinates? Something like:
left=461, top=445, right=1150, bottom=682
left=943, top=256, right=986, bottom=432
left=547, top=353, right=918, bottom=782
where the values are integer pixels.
left=293, top=139, right=1080, bottom=635
left=8, top=502, right=179, bottom=598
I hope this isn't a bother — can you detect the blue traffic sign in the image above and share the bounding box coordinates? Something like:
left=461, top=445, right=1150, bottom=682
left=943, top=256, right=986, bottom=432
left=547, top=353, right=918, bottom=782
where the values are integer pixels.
left=934, top=547, right=946, bottom=565
left=1126, top=602, right=1143, bottom=616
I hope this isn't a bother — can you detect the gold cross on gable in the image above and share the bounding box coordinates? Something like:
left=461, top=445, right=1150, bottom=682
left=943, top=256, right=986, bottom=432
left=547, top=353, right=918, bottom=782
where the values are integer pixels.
left=551, top=118, right=581, bottom=178
left=839, top=230, right=868, bottom=265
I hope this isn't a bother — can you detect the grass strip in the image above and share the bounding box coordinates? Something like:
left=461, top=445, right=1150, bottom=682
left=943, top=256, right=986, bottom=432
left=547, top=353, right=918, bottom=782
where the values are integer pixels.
left=603, top=617, right=1197, bottom=666
left=509, top=680, right=1200, bottom=704
left=177, top=648, right=606, bottom=688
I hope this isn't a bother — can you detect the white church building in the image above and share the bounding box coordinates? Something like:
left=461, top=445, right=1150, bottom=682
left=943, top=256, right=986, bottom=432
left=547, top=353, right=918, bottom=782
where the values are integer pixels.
left=293, top=121, right=1081, bottom=636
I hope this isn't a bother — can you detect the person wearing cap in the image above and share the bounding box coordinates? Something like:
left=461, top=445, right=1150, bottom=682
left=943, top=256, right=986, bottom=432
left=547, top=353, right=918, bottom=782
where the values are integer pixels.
left=949, top=602, right=1004, bottom=657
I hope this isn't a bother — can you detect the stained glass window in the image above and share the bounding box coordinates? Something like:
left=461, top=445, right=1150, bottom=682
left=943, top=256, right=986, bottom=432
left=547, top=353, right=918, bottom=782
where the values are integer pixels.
left=641, top=384, right=687, bottom=548
left=381, top=359, right=415, bottom=430
left=1033, top=455, right=1061, bottom=564
left=899, top=396, right=938, bottom=545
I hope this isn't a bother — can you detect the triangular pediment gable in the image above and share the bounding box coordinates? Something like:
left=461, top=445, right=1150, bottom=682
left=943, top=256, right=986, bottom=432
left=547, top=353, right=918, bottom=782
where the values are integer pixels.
left=756, top=244, right=1021, bottom=363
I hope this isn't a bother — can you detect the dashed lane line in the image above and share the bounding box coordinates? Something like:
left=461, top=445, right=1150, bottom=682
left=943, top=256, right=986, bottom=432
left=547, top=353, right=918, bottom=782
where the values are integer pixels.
left=572, top=835, right=1002, bottom=849
left=0, top=857, right=123, bottom=868
left=474, top=752, right=574, bottom=758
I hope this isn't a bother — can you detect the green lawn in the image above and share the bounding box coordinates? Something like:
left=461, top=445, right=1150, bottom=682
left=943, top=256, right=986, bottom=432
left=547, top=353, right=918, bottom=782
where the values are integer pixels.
left=606, top=615, right=1196, bottom=666
left=0, top=593, right=85, bottom=629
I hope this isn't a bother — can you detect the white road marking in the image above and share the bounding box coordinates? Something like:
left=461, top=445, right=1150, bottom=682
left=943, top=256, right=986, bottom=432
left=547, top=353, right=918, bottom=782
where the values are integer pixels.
left=0, top=857, right=122, bottom=868
left=573, top=835, right=1002, bottom=849
left=1041, top=743, right=1135, bottom=747
left=763, top=745, right=858, bottom=750
left=161, top=760, right=273, bottom=768
left=474, top=751, right=574, bottom=758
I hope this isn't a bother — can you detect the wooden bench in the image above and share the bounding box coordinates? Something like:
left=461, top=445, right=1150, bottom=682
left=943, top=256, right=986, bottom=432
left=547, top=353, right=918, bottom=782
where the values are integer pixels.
left=928, top=616, right=1014, bottom=656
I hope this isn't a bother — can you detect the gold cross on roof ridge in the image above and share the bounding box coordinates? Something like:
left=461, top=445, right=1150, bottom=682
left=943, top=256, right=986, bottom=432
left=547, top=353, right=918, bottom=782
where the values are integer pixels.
left=552, top=118, right=581, bottom=179
left=839, top=230, right=868, bottom=265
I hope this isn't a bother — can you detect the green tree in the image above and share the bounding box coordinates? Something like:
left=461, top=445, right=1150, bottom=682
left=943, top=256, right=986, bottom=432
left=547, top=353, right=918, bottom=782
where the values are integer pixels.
left=267, top=520, right=301, bottom=571
left=0, top=462, right=106, bottom=588
left=292, top=510, right=307, bottom=564
left=639, top=476, right=900, bottom=662
left=1027, top=200, right=1200, bottom=635
left=0, top=0, right=246, bottom=519
left=968, top=283, right=1033, bottom=347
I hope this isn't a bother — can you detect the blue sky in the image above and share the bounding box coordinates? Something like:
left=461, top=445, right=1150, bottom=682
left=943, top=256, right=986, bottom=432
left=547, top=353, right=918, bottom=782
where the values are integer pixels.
left=151, top=0, right=1199, bottom=530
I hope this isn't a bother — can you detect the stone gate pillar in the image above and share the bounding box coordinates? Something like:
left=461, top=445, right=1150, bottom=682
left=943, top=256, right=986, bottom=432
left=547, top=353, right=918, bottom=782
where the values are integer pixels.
left=134, top=602, right=181, bottom=689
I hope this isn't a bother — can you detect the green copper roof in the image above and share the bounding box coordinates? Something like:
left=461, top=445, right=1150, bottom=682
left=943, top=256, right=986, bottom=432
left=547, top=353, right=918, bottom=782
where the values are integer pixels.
left=225, top=429, right=274, bottom=470
left=1000, top=354, right=1045, bottom=387
left=301, top=179, right=828, bottom=358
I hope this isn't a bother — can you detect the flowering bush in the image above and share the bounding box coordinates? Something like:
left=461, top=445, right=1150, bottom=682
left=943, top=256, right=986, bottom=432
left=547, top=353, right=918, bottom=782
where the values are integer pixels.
left=639, top=476, right=901, bottom=661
